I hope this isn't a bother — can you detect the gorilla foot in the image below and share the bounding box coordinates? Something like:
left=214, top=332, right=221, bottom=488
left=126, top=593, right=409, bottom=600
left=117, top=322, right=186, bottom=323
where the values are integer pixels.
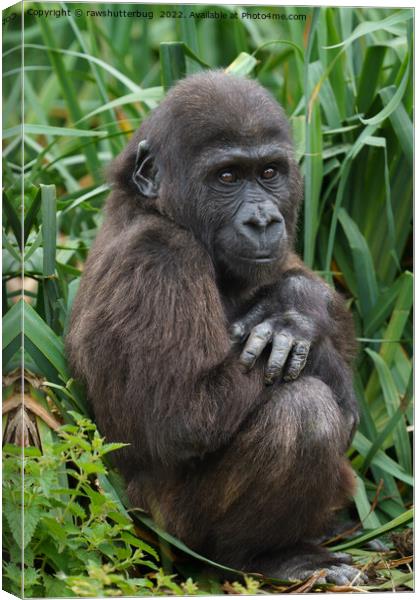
left=253, top=548, right=367, bottom=586
left=289, top=563, right=367, bottom=586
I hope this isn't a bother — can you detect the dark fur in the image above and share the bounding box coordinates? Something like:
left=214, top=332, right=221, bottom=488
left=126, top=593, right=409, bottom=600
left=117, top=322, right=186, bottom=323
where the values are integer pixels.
left=67, top=72, right=360, bottom=579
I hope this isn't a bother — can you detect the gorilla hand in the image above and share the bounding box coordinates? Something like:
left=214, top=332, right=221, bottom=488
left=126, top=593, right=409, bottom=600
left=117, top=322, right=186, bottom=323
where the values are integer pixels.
left=230, top=302, right=312, bottom=385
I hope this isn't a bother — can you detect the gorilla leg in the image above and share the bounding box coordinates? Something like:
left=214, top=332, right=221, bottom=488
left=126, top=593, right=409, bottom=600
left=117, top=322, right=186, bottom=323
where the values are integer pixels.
left=199, top=376, right=355, bottom=569
left=128, top=376, right=357, bottom=579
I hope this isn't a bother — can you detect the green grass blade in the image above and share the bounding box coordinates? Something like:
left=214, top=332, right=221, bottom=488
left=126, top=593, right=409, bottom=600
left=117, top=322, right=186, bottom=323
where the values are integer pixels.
left=2, top=300, right=22, bottom=350
left=361, top=399, right=410, bottom=474
left=365, top=349, right=412, bottom=474
left=353, top=474, right=382, bottom=529
left=226, top=52, right=258, bottom=76
left=23, top=188, right=41, bottom=246
left=323, top=124, right=378, bottom=283
left=3, top=189, right=22, bottom=248
left=338, top=207, right=378, bottom=317
left=22, top=43, right=142, bottom=93
left=78, top=89, right=164, bottom=123
left=4, top=125, right=106, bottom=139
left=352, top=431, right=412, bottom=486
left=368, top=271, right=413, bottom=376
left=356, top=45, right=387, bottom=115
left=23, top=300, right=68, bottom=379
left=325, top=8, right=347, bottom=119
left=364, top=273, right=406, bottom=336
left=160, top=42, right=187, bottom=90
left=3, top=231, right=21, bottom=263
left=41, top=185, right=60, bottom=331
left=303, top=9, right=322, bottom=268
left=62, top=184, right=110, bottom=214
left=253, top=39, right=304, bottom=63
left=361, top=49, right=410, bottom=125
left=41, top=185, right=57, bottom=277
left=34, top=16, right=101, bottom=178
left=325, top=11, right=412, bottom=50
left=379, top=86, right=413, bottom=165
left=331, top=508, right=413, bottom=551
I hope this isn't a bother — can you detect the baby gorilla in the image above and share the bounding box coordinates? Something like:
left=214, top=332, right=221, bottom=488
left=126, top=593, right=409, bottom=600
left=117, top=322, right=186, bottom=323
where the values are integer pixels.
left=67, top=71, right=363, bottom=584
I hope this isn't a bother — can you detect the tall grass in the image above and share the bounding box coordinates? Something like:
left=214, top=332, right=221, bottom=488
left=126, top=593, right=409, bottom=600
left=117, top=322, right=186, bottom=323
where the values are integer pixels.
left=2, top=2, right=413, bottom=594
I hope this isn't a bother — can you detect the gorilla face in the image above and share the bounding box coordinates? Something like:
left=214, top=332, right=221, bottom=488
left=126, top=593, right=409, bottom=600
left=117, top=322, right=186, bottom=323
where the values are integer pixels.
left=206, top=143, right=291, bottom=271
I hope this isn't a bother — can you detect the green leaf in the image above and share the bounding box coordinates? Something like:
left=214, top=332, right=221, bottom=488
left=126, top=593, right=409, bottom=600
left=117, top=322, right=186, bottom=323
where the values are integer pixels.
left=353, top=474, right=381, bottom=529
left=42, top=517, right=68, bottom=543
left=356, top=45, right=387, bottom=114
left=361, top=400, right=409, bottom=473
left=352, top=431, right=413, bottom=486
left=3, top=189, right=22, bottom=247
left=23, top=188, right=42, bottom=246
left=4, top=499, right=42, bottom=549
left=303, top=19, right=323, bottom=268
left=41, top=185, right=57, bottom=277
left=324, top=11, right=413, bottom=50
left=253, top=39, right=304, bottom=63
left=23, top=43, right=143, bottom=93
left=61, top=184, right=109, bottom=214
left=4, top=124, right=106, bottom=139
left=291, top=116, right=305, bottom=162
left=331, top=508, right=413, bottom=551
left=160, top=42, right=186, bottom=90
left=366, top=348, right=412, bottom=474
left=23, top=301, right=69, bottom=379
left=338, top=207, right=378, bottom=317
left=120, top=531, right=160, bottom=561
left=369, top=272, right=413, bottom=374
left=225, top=52, right=258, bottom=76
left=159, top=42, right=210, bottom=91
left=379, top=85, right=413, bottom=165
left=361, top=48, right=411, bottom=126
left=3, top=301, right=22, bottom=351
left=364, top=273, right=407, bottom=336
left=78, top=89, right=164, bottom=123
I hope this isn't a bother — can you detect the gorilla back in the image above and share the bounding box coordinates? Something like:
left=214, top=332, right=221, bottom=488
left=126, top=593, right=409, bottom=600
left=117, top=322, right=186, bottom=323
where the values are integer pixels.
left=67, top=71, right=362, bottom=583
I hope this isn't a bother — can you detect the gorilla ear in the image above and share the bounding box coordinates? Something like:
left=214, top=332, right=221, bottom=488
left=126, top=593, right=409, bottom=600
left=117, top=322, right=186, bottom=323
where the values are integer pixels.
left=132, top=140, right=160, bottom=199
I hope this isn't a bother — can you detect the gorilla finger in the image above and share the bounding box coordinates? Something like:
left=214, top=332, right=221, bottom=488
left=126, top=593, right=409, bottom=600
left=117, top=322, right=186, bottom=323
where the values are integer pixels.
left=230, top=304, right=267, bottom=343
left=325, top=570, right=348, bottom=586
left=264, top=332, right=293, bottom=385
left=229, top=322, right=247, bottom=343
left=283, top=339, right=311, bottom=381
left=327, top=564, right=366, bottom=585
left=346, top=567, right=368, bottom=584
left=240, top=322, right=273, bottom=371
left=330, top=552, right=353, bottom=565
left=365, top=539, right=388, bottom=552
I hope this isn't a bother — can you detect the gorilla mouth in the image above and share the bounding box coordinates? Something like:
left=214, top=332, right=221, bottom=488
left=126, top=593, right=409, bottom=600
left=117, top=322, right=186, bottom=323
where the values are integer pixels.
left=220, top=245, right=279, bottom=264
left=238, top=253, right=278, bottom=264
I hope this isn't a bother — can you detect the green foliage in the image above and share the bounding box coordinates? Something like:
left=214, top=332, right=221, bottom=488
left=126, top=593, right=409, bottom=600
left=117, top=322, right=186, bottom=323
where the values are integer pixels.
left=2, top=2, right=413, bottom=593
left=2, top=414, right=206, bottom=597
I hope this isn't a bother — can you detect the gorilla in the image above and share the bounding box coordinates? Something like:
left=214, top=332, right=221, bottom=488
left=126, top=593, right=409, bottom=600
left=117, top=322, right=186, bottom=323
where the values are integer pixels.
left=67, top=71, right=363, bottom=584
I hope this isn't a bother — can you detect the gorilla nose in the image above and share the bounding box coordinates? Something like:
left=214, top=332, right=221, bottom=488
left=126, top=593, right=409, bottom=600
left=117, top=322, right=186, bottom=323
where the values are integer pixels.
left=240, top=207, right=284, bottom=248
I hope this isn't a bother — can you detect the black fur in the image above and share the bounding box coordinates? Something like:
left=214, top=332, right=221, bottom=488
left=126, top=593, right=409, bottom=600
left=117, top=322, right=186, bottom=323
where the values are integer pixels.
left=67, top=72, right=361, bottom=583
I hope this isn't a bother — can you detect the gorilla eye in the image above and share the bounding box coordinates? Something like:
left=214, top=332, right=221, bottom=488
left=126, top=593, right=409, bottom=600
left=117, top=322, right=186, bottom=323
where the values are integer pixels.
left=261, top=166, right=278, bottom=180
left=219, top=170, right=237, bottom=184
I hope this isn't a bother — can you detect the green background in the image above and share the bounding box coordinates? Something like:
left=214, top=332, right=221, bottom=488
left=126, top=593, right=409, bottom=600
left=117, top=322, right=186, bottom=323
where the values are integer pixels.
left=2, top=3, right=413, bottom=595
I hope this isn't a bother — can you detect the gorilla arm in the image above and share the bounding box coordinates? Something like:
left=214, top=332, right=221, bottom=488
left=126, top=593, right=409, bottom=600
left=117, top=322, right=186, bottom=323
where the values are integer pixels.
left=231, top=253, right=359, bottom=446
left=67, top=214, right=263, bottom=468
